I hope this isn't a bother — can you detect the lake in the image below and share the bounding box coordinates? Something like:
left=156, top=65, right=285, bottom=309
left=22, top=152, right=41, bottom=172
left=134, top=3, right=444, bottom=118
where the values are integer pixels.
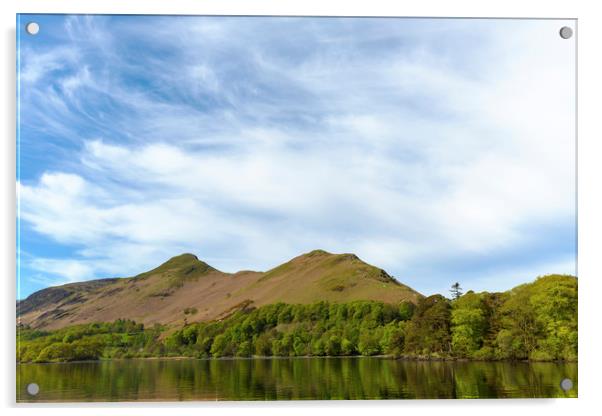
left=17, top=357, right=577, bottom=401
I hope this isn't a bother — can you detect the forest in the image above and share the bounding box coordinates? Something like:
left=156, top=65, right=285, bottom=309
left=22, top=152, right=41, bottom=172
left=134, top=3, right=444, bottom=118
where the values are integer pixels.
left=17, top=274, right=577, bottom=363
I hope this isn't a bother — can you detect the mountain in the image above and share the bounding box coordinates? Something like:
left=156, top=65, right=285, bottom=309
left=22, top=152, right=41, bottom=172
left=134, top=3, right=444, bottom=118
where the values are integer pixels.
left=17, top=250, right=422, bottom=330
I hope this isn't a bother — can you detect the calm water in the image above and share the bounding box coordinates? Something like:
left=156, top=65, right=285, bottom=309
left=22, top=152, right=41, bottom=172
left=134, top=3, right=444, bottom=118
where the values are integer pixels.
left=17, top=357, right=577, bottom=402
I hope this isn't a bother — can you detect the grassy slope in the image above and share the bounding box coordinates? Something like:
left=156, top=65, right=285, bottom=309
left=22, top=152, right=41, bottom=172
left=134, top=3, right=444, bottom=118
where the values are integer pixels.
left=17, top=250, right=422, bottom=330
left=239, top=249, right=420, bottom=305
left=17, top=274, right=577, bottom=364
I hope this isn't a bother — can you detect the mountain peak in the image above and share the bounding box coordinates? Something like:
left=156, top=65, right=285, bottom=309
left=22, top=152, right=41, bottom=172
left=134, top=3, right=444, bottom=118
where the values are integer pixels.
left=294, top=249, right=361, bottom=264
left=167, top=253, right=199, bottom=263
left=302, top=249, right=333, bottom=257
left=18, top=248, right=422, bottom=330
left=135, top=253, right=217, bottom=279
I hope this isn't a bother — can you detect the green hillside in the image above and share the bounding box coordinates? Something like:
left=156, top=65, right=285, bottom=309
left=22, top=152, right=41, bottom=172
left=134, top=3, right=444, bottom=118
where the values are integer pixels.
left=17, top=250, right=421, bottom=330
left=239, top=249, right=421, bottom=305
left=17, top=274, right=577, bottom=363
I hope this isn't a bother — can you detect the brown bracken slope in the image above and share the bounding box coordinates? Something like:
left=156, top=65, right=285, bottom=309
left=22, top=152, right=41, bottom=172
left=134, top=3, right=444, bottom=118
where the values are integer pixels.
left=16, top=249, right=422, bottom=330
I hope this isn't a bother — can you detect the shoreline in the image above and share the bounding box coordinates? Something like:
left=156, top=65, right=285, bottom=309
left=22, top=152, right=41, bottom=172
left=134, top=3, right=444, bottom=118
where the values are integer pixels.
left=16, top=355, right=578, bottom=365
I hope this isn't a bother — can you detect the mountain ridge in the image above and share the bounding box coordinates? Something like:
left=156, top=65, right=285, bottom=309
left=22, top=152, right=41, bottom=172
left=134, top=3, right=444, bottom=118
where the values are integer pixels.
left=17, top=249, right=423, bottom=330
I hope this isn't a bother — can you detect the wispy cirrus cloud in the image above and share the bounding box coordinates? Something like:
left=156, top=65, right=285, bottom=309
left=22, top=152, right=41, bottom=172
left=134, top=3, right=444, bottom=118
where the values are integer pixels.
left=17, top=16, right=576, bottom=297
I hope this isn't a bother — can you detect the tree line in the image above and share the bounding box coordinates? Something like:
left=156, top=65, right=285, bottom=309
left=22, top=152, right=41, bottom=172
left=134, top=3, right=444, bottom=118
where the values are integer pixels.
left=17, top=274, right=577, bottom=363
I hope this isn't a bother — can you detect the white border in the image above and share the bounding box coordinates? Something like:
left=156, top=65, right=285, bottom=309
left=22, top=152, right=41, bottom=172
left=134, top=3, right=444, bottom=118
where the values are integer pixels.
left=2, top=1, right=601, bottom=415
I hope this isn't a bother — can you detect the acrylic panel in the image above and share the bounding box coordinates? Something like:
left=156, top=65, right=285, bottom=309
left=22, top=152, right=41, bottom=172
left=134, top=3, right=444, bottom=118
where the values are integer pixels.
left=16, top=15, right=577, bottom=402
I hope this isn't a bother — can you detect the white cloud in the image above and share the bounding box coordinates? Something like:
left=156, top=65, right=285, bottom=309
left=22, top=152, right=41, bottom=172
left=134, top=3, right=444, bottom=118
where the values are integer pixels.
left=19, top=47, right=79, bottom=84
left=30, top=258, right=96, bottom=284
left=18, top=18, right=576, bottom=294
left=60, top=66, right=92, bottom=99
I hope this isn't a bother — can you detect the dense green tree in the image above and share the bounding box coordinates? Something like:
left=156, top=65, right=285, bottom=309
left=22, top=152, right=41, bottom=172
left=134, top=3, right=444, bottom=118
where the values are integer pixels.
left=210, top=334, right=230, bottom=357
left=380, top=322, right=405, bottom=356
left=17, top=276, right=577, bottom=363
left=326, top=335, right=341, bottom=356
left=254, top=331, right=273, bottom=356
left=451, top=291, right=488, bottom=357
left=341, top=338, right=355, bottom=355
left=236, top=341, right=252, bottom=357
left=398, top=301, right=415, bottom=321
left=358, top=328, right=382, bottom=356
left=293, top=336, right=309, bottom=356
left=405, top=295, right=451, bottom=356
left=494, top=275, right=577, bottom=360
left=311, top=338, right=325, bottom=356
left=37, top=342, right=74, bottom=362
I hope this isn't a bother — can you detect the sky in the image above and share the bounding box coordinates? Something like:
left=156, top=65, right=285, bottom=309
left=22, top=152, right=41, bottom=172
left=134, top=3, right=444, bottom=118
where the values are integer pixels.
left=17, top=15, right=576, bottom=298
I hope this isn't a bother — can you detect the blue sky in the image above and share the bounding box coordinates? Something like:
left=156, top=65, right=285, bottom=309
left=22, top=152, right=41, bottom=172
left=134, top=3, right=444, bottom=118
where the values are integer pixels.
left=17, top=15, right=576, bottom=298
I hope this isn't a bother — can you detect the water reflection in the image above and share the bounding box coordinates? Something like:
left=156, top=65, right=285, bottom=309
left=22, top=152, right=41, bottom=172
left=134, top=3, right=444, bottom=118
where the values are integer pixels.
left=17, top=357, right=577, bottom=402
